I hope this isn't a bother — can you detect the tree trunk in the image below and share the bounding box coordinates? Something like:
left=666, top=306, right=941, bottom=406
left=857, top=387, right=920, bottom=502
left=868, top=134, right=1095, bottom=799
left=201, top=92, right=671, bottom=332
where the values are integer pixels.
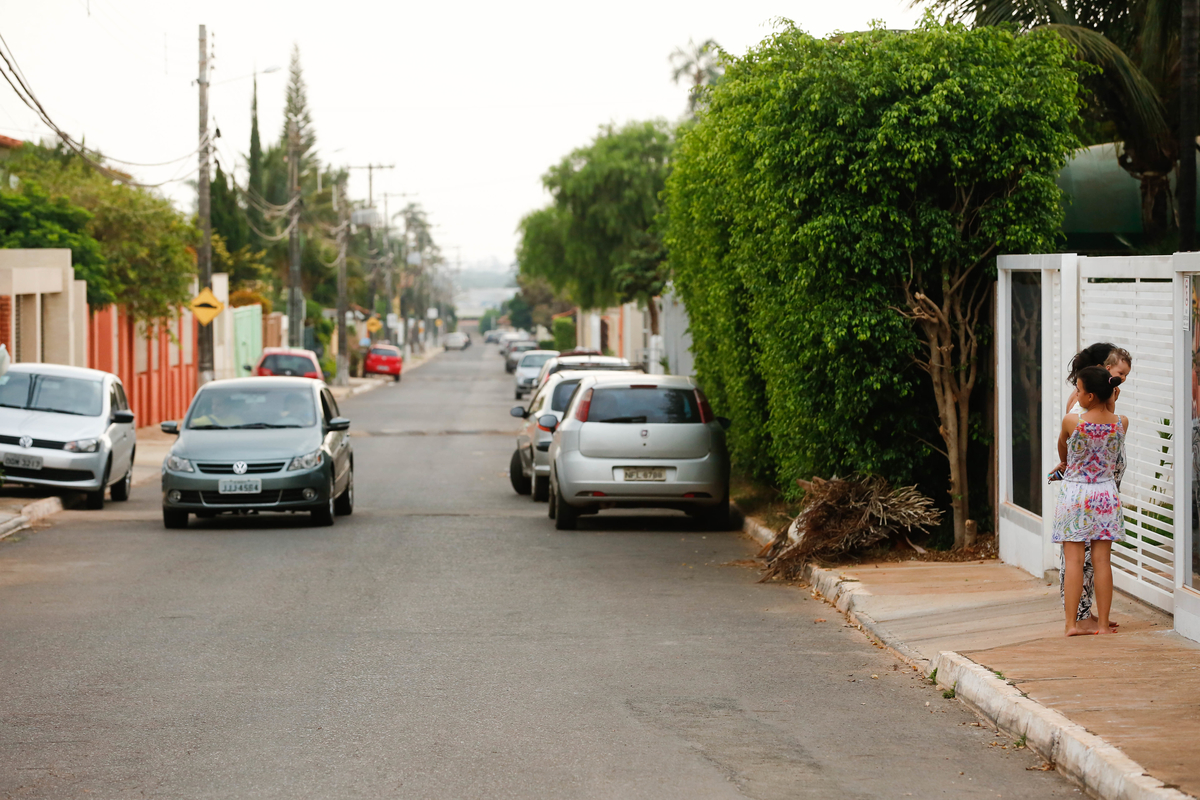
left=647, top=297, right=660, bottom=336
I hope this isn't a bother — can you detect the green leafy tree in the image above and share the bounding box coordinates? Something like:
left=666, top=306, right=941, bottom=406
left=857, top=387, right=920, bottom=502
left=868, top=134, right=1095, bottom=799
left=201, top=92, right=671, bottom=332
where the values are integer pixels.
left=553, top=316, right=576, bottom=350
left=246, top=77, right=266, bottom=253
left=919, top=0, right=1182, bottom=245
left=666, top=20, right=1085, bottom=548
left=0, top=182, right=109, bottom=304
left=210, top=163, right=249, bottom=253
left=518, top=120, right=673, bottom=332
left=5, top=144, right=196, bottom=321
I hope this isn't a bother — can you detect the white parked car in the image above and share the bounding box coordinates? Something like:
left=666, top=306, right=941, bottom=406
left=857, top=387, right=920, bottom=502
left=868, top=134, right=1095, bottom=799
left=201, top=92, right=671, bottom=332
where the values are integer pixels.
left=542, top=373, right=731, bottom=530
left=513, top=350, right=558, bottom=399
left=443, top=331, right=471, bottom=350
left=0, top=363, right=137, bottom=509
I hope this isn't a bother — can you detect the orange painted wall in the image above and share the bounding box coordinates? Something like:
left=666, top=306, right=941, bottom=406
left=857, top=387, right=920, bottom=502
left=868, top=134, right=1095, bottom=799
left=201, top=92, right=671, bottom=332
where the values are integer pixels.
left=88, top=306, right=197, bottom=427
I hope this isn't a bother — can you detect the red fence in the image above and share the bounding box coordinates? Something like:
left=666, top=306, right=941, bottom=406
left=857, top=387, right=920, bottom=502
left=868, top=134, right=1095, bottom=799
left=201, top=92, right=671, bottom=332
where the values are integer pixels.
left=88, top=306, right=197, bottom=427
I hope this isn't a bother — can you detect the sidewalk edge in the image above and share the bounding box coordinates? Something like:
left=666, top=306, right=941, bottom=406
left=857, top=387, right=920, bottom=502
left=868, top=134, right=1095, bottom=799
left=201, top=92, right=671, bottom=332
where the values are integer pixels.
left=737, top=508, right=1193, bottom=800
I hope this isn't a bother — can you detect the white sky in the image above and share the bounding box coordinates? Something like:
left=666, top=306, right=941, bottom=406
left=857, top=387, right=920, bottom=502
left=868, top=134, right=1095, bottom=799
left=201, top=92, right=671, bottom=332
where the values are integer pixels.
left=1, top=0, right=923, bottom=273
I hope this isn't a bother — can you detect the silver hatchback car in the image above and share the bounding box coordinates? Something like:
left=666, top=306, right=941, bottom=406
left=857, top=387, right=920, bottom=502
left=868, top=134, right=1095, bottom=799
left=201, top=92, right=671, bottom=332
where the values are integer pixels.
left=542, top=374, right=731, bottom=530
left=0, top=364, right=136, bottom=509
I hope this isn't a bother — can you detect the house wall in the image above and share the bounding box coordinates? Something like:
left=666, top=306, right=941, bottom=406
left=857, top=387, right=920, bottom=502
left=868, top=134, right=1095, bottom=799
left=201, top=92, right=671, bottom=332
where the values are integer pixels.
left=0, top=248, right=87, bottom=367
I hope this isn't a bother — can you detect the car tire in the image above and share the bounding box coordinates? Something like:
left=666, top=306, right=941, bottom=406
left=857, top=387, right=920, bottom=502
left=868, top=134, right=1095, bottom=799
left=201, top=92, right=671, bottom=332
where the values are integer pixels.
left=311, top=485, right=335, bottom=527
left=532, top=475, right=549, bottom=502
left=699, top=496, right=731, bottom=531
left=514, top=390, right=523, bottom=400
left=554, top=492, right=579, bottom=531
left=110, top=456, right=133, bottom=502
left=163, top=507, right=188, bottom=529
left=509, top=449, right=532, bottom=495
left=548, top=480, right=557, bottom=519
left=335, top=467, right=354, bottom=516
left=87, top=460, right=111, bottom=510
left=393, top=373, right=400, bottom=382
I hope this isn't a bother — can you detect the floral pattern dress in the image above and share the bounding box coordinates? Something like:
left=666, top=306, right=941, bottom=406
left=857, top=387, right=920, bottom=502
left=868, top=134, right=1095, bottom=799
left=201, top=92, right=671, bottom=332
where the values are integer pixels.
left=1052, top=418, right=1126, bottom=543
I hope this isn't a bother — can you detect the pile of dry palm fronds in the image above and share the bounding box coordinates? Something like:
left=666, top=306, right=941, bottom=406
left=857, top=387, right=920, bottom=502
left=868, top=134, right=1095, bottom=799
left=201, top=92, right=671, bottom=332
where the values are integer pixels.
left=758, top=475, right=942, bottom=582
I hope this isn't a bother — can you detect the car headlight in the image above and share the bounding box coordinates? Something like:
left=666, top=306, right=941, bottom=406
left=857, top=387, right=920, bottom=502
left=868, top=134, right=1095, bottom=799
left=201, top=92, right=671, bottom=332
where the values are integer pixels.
left=63, top=438, right=100, bottom=453
left=166, top=454, right=194, bottom=473
left=287, top=448, right=323, bottom=471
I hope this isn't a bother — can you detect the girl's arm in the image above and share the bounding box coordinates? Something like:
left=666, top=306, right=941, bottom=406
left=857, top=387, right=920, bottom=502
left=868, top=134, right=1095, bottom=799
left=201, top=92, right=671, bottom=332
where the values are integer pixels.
left=1121, top=415, right=1130, bottom=433
left=1058, top=414, right=1076, bottom=464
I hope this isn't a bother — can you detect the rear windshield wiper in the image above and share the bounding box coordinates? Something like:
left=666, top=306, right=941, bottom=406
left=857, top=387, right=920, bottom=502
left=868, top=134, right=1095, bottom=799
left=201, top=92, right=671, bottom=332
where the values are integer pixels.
left=597, top=415, right=648, bottom=424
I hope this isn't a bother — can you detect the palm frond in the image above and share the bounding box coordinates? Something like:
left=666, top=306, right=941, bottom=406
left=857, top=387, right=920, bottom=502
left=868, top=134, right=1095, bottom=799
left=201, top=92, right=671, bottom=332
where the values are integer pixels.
left=1041, top=23, right=1170, bottom=142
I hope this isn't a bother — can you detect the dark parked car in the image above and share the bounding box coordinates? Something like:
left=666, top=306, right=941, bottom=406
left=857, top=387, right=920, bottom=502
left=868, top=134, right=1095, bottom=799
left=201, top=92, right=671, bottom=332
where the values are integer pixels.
left=160, top=378, right=353, bottom=528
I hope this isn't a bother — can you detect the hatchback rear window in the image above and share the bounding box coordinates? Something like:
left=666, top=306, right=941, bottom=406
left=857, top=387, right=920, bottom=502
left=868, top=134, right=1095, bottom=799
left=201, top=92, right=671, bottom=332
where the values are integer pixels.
left=260, top=354, right=317, bottom=374
left=551, top=379, right=581, bottom=412
left=519, top=353, right=553, bottom=368
left=587, top=387, right=700, bottom=424
left=369, top=348, right=398, bottom=357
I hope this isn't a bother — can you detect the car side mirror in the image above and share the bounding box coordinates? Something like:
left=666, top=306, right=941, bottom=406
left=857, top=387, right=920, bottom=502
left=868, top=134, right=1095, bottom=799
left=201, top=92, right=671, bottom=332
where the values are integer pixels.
left=716, top=416, right=732, bottom=430
left=112, top=409, right=135, bottom=425
left=160, top=420, right=179, bottom=435
left=327, top=416, right=351, bottom=432
left=243, top=364, right=253, bottom=372
left=510, top=406, right=528, bottom=418
left=537, top=414, right=558, bottom=433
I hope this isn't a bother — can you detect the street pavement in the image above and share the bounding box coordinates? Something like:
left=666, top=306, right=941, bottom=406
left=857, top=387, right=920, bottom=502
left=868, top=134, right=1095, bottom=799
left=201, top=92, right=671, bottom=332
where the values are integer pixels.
left=0, top=344, right=1079, bottom=799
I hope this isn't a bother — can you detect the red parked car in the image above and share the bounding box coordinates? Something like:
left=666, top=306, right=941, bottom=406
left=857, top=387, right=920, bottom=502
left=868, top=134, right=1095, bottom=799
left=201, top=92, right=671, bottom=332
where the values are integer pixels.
left=364, top=344, right=403, bottom=382
left=251, top=347, right=323, bottom=380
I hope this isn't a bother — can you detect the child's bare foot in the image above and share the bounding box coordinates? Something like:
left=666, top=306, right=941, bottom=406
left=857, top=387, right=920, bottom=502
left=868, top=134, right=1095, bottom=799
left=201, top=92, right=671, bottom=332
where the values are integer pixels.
left=1088, top=614, right=1118, bottom=628
left=1065, top=625, right=1097, bottom=636
left=1095, top=623, right=1117, bottom=634
left=1076, top=617, right=1100, bottom=633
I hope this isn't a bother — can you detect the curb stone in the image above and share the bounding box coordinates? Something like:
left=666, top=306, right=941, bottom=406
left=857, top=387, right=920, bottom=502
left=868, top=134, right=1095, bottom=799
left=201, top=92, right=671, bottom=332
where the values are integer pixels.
left=0, top=495, right=72, bottom=543
left=736, top=505, right=1192, bottom=800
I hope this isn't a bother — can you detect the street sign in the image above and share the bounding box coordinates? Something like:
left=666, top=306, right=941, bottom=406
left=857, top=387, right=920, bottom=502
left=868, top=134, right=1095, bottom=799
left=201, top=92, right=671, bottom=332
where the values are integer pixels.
left=190, top=287, right=224, bottom=326
left=426, top=307, right=438, bottom=319
left=366, top=317, right=383, bottom=334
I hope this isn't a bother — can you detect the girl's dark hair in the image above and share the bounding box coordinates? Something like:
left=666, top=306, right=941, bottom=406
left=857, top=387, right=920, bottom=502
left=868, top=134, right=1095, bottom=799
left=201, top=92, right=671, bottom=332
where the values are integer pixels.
left=1067, top=342, right=1118, bottom=385
left=1077, top=366, right=1123, bottom=402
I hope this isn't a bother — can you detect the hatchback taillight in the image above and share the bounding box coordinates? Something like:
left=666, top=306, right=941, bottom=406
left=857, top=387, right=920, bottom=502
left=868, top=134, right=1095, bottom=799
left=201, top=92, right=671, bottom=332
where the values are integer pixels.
left=304, top=371, right=320, bottom=379
left=574, top=388, right=593, bottom=422
left=258, top=368, right=273, bottom=376
left=695, top=388, right=714, bottom=423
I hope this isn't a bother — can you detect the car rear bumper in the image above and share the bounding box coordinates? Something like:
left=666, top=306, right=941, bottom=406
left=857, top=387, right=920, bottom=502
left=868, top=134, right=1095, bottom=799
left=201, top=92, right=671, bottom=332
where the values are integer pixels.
left=161, top=463, right=332, bottom=511
left=555, top=450, right=727, bottom=508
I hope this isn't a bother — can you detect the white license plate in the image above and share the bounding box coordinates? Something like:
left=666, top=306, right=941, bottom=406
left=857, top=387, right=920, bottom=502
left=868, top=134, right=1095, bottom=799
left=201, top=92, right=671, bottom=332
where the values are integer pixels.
left=218, top=478, right=262, bottom=494
left=3, top=453, right=42, bottom=470
left=624, top=467, right=666, bottom=482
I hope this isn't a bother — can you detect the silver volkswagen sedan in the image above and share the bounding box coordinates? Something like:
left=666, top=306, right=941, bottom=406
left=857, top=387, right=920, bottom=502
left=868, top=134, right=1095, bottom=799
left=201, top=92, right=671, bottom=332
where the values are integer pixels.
left=542, top=374, right=731, bottom=530
left=0, top=363, right=136, bottom=509
left=159, top=378, right=353, bottom=528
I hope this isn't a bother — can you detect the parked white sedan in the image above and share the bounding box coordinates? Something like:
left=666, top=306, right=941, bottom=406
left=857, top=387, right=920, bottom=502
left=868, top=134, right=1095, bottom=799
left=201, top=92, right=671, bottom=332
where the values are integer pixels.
left=0, top=363, right=136, bottom=509
left=542, top=373, right=731, bottom=530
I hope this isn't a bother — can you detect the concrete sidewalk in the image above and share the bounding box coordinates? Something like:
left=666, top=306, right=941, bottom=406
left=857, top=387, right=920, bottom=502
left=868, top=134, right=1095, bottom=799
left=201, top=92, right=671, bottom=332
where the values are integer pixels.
left=743, top=517, right=1198, bottom=799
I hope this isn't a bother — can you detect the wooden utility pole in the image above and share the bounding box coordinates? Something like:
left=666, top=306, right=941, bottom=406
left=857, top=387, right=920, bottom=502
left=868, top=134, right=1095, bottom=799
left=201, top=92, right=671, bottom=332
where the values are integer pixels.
left=335, top=178, right=349, bottom=387
left=196, top=25, right=214, bottom=384
left=287, top=117, right=302, bottom=346
left=346, top=163, right=394, bottom=338
left=1182, top=0, right=1198, bottom=251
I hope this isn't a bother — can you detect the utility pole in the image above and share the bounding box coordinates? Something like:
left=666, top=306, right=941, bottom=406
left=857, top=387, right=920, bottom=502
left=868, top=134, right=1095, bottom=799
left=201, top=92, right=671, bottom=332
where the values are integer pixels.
left=335, top=178, right=349, bottom=387
left=1181, top=0, right=1198, bottom=251
left=381, top=192, right=414, bottom=347
left=287, top=117, right=302, bottom=347
left=196, top=25, right=214, bottom=385
left=347, top=163, right=394, bottom=338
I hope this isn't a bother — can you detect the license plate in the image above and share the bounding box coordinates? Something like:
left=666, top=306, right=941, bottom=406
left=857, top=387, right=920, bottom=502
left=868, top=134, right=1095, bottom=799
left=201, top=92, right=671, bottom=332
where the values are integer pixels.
left=3, top=453, right=42, bottom=470
left=624, top=467, right=666, bottom=482
left=218, top=478, right=262, bottom=494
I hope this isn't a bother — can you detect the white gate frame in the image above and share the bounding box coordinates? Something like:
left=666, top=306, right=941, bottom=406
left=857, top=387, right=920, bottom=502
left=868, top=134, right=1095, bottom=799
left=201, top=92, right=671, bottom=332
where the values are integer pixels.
left=998, top=253, right=1198, bottom=638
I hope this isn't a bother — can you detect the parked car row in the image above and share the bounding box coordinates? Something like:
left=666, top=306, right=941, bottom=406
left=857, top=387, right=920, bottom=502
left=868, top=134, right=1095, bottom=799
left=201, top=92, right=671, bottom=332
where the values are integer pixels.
left=500, top=338, right=732, bottom=531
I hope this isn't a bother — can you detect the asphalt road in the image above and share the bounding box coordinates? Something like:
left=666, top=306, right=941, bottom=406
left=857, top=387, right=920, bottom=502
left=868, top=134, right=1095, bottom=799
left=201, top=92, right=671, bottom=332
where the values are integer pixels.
left=0, top=344, right=1077, bottom=799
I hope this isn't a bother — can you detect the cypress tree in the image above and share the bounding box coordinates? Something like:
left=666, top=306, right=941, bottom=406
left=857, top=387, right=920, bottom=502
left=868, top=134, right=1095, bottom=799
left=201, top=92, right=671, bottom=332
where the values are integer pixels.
left=247, top=76, right=265, bottom=250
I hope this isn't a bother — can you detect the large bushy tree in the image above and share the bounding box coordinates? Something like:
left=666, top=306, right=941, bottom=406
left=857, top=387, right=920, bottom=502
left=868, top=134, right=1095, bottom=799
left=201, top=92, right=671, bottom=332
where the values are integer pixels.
left=666, top=20, right=1086, bottom=547
left=0, top=182, right=108, bottom=304
left=518, top=120, right=673, bottom=333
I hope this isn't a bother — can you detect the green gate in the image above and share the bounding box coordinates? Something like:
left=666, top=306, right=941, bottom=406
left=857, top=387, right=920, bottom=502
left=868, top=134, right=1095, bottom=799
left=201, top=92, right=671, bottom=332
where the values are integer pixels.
left=233, top=304, right=263, bottom=377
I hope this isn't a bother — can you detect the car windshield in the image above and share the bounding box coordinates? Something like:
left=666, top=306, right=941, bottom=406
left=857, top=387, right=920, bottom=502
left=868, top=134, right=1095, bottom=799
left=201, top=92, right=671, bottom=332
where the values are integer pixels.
left=187, top=386, right=317, bottom=429
left=369, top=348, right=397, bottom=357
left=0, top=372, right=104, bottom=416
left=587, top=387, right=701, bottom=424
left=261, top=354, right=316, bottom=374
left=519, top=353, right=554, bottom=369
left=551, top=379, right=580, bottom=412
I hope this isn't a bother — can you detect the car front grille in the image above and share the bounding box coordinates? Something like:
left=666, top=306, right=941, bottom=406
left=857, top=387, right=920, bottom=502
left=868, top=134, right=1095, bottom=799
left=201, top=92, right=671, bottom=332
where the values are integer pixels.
left=4, top=466, right=94, bottom=481
left=200, top=490, right=282, bottom=505
left=0, top=435, right=67, bottom=450
left=196, top=461, right=287, bottom=474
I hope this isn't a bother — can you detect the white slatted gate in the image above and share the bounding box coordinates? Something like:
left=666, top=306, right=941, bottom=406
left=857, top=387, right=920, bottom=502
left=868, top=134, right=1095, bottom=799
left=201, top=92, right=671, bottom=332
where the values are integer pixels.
left=1075, top=257, right=1176, bottom=610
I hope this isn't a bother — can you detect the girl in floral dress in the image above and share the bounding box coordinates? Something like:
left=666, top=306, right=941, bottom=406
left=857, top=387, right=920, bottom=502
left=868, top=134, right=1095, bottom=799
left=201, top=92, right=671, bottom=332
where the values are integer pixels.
left=1053, top=366, right=1129, bottom=636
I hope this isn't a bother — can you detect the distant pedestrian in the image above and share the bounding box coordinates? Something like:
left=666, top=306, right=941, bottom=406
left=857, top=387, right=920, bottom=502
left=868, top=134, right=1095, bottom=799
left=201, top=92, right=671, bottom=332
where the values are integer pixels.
left=1052, top=366, right=1128, bottom=636
left=1054, top=344, right=1132, bottom=629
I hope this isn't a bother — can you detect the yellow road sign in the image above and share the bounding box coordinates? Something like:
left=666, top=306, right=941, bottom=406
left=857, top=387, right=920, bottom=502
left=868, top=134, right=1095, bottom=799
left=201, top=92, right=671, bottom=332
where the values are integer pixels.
left=366, top=317, right=383, bottom=334
left=190, top=287, right=224, bottom=326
